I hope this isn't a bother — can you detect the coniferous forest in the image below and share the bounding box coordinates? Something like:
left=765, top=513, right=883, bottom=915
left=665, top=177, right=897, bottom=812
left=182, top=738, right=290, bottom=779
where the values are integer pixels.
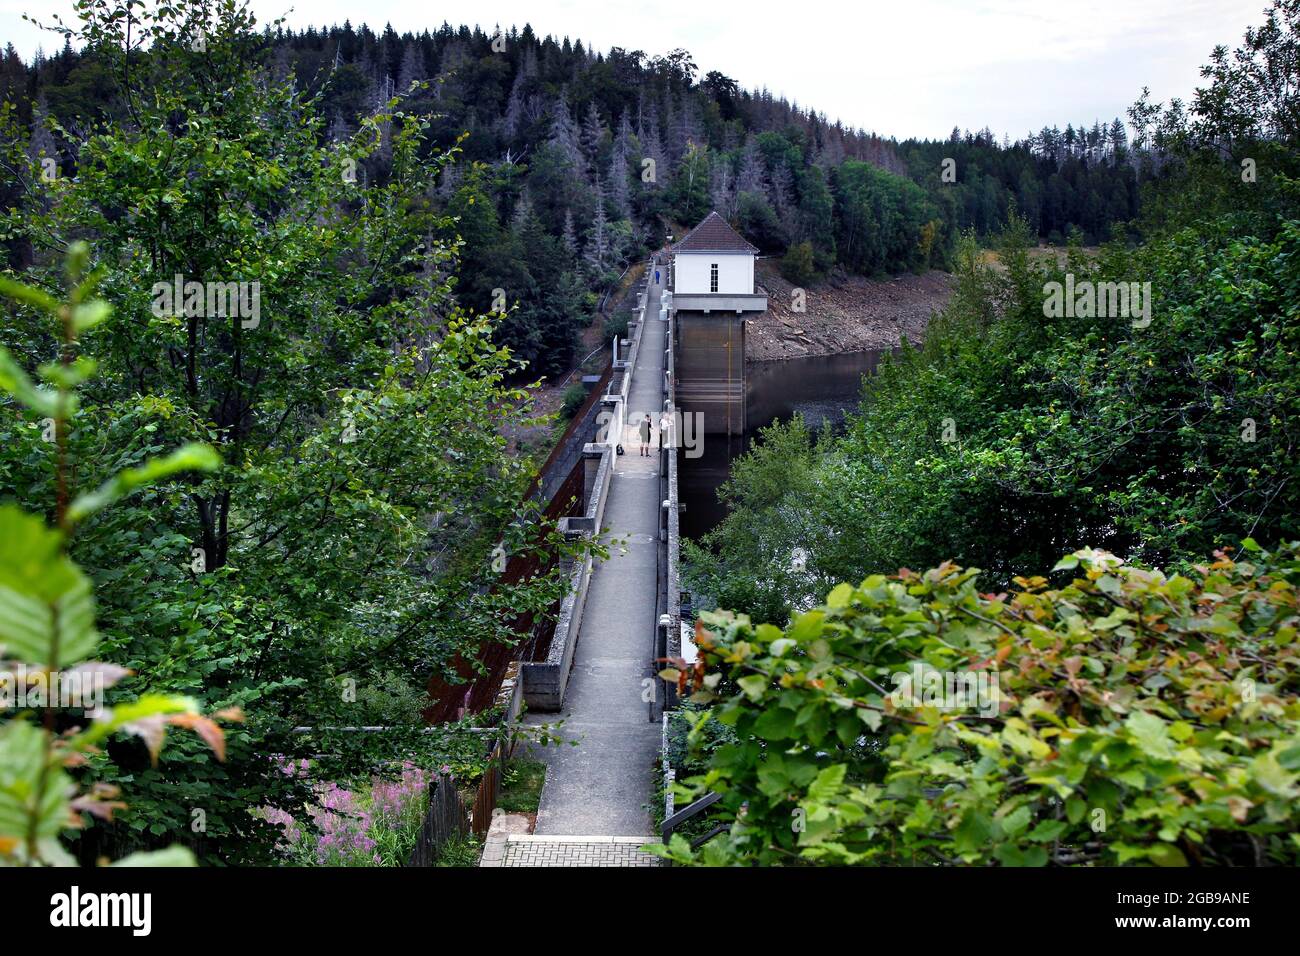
left=3, top=18, right=1146, bottom=377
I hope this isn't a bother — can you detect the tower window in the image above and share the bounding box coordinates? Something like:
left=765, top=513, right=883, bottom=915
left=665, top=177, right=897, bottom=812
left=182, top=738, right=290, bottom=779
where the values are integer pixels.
left=710, top=263, right=719, bottom=292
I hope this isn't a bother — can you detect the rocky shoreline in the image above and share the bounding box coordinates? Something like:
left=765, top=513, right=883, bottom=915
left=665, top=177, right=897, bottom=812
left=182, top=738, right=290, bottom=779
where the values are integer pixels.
left=746, top=263, right=955, bottom=362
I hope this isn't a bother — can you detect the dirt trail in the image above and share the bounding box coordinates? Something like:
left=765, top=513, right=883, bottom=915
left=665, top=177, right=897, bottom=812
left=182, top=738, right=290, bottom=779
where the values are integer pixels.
left=748, top=261, right=954, bottom=362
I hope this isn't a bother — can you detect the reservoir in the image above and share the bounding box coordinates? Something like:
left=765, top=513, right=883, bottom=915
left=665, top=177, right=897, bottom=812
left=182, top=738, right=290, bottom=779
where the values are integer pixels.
left=679, top=347, right=893, bottom=540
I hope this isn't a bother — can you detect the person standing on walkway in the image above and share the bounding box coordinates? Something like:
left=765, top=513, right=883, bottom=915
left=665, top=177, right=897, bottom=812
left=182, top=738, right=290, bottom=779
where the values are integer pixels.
left=639, top=414, right=653, bottom=457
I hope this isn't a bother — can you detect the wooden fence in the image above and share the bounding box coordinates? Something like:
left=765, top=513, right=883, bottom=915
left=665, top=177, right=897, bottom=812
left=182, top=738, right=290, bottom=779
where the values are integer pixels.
left=407, top=735, right=516, bottom=864
left=405, top=772, right=468, bottom=867
left=471, top=746, right=502, bottom=837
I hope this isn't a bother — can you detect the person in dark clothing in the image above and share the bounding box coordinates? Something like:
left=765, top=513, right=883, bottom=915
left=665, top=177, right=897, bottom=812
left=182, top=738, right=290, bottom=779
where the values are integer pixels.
left=639, top=414, right=653, bottom=456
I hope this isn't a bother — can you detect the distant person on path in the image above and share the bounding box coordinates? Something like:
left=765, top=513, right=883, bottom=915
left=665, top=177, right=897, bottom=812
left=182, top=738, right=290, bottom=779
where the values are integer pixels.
left=639, top=414, right=653, bottom=456
left=655, top=268, right=660, bottom=284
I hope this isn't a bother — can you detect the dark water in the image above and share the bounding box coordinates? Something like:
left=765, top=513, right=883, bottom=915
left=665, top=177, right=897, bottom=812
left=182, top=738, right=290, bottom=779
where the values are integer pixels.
left=679, top=349, right=891, bottom=540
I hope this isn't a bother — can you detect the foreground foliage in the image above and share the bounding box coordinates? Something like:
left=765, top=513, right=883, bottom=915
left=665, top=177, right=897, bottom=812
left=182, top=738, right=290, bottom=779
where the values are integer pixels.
left=0, top=247, right=232, bottom=866
left=659, top=543, right=1300, bottom=866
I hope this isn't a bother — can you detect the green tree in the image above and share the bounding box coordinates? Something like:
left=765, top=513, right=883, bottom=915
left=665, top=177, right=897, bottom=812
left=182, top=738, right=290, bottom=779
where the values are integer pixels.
left=669, top=142, right=713, bottom=225
left=2, top=0, right=577, bottom=864
left=779, top=241, right=817, bottom=286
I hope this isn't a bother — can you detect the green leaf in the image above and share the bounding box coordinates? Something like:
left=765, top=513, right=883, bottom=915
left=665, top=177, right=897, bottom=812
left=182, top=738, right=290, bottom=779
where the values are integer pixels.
left=737, top=675, right=768, bottom=701
left=995, top=843, right=1048, bottom=866
left=71, top=693, right=199, bottom=753
left=752, top=706, right=797, bottom=741
left=1026, top=819, right=1068, bottom=843
left=38, top=357, right=98, bottom=389
left=999, top=804, right=1032, bottom=838
left=954, top=809, right=992, bottom=855
left=72, top=300, right=112, bottom=333
left=788, top=610, right=825, bottom=643
left=0, top=346, right=65, bottom=418
left=769, top=638, right=796, bottom=657
left=806, top=763, right=846, bottom=802
left=1147, top=842, right=1188, bottom=867
left=68, top=443, right=221, bottom=524
left=0, top=720, right=72, bottom=847
left=0, top=506, right=98, bottom=666
left=1126, top=711, right=1174, bottom=761
left=110, top=846, right=198, bottom=867
left=826, top=583, right=854, bottom=608
left=0, top=274, right=60, bottom=313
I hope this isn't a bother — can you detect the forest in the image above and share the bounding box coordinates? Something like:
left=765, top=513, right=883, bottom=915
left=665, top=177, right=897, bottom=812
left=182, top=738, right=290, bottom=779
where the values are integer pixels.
left=3, top=16, right=1145, bottom=377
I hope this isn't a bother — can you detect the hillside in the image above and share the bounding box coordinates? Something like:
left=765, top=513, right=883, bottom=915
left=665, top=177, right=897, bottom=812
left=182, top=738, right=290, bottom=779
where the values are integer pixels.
left=3, top=21, right=1145, bottom=379
left=747, top=260, right=953, bottom=361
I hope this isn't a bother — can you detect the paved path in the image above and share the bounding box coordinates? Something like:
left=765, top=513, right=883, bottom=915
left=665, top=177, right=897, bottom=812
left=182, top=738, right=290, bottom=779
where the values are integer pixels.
left=524, top=266, right=667, bottom=839
left=483, top=834, right=662, bottom=867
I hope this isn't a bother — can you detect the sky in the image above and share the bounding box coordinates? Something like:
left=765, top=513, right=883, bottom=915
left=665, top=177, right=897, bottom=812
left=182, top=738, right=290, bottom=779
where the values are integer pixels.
left=0, top=0, right=1268, bottom=140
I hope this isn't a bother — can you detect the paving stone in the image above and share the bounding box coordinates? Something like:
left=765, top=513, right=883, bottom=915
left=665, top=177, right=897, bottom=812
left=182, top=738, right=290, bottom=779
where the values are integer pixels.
left=491, top=835, right=663, bottom=867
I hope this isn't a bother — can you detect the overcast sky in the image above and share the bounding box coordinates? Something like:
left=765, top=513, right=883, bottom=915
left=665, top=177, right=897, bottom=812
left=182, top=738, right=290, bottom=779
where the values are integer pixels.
left=1, top=0, right=1267, bottom=140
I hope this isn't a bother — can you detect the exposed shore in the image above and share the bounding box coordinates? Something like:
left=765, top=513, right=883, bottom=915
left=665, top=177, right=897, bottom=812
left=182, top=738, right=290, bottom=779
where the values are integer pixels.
left=747, top=262, right=954, bottom=362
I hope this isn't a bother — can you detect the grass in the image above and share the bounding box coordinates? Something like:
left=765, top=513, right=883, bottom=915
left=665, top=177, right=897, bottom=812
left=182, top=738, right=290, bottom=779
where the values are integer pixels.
left=435, top=833, right=483, bottom=867
left=496, top=758, right=547, bottom=814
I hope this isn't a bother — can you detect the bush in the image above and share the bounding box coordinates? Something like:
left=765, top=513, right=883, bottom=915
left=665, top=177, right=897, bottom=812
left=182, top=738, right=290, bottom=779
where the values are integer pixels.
left=780, top=241, right=817, bottom=286
left=654, top=701, right=739, bottom=841
left=655, top=541, right=1300, bottom=866
left=435, top=833, right=483, bottom=866
left=602, top=311, right=629, bottom=342
left=496, top=758, right=547, bottom=814
left=561, top=383, right=590, bottom=419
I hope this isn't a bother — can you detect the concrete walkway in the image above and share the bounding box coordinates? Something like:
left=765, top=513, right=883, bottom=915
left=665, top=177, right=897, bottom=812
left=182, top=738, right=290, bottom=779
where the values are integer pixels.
left=523, top=267, right=667, bottom=842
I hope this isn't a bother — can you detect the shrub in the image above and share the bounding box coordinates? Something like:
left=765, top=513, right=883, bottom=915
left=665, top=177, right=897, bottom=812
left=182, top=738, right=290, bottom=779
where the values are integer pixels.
left=435, top=833, right=483, bottom=866
left=603, top=311, right=630, bottom=342
left=780, top=241, right=817, bottom=286
left=656, top=541, right=1300, bottom=866
left=561, top=383, right=590, bottom=419
left=496, top=758, right=547, bottom=814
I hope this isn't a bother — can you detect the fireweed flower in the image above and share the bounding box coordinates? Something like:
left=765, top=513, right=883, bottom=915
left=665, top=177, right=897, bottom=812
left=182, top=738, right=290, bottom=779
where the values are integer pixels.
left=259, top=763, right=438, bottom=865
